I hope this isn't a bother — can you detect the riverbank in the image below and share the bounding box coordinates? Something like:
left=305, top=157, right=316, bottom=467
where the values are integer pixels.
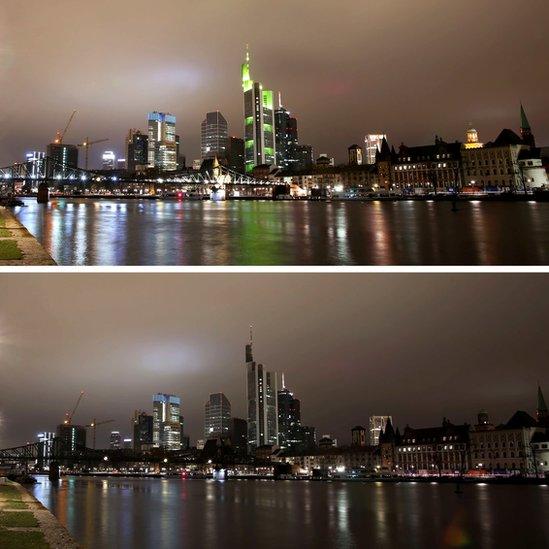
left=0, top=207, right=56, bottom=266
left=0, top=479, right=77, bottom=548
left=13, top=191, right=549, bottom=202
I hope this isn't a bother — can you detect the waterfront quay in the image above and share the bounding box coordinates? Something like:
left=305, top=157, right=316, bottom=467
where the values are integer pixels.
left=0, top=479, right=76, bottom=548
left=0, top=206, right=55, bottom=266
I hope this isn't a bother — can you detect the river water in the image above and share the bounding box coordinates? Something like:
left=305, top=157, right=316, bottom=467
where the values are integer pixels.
left=12, top=198, right=549, bottom=266
left=29, top=476, right=549, bottom=548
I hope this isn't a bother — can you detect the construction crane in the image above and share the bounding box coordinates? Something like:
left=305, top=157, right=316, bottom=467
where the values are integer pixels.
left=63, top=390, right=85, bottom=425
left=77, top=137, right=109, bottom=170
left=86, top=418, right=115, bottom=449
left=53, top=110, right=77, bottom=144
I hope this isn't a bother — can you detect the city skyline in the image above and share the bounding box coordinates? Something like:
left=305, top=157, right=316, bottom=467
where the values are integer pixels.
left=0, top=274, right=548, bottom=448
left=1, top=2, right=548, bottom=168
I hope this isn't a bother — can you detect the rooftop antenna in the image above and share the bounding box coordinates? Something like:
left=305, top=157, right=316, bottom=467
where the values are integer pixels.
left=249, top=324, right=253, bottom=346
left=278, top=92, right=283, bottom=109
left=281, top=372, right=286, bottom=389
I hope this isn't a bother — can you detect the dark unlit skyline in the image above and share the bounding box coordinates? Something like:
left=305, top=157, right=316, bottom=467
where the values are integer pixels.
left=1, top=1, right=548, bottom=167
left=0, top=274, right=547, bottom=448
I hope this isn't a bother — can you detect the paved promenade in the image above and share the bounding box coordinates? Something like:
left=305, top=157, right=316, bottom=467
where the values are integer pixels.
left=0, top=207, right=56, bottom=266
left=0, top=479, right=77, bottom=548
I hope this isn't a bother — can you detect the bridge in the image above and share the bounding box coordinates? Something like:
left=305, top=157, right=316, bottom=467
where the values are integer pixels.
left=0, top=438, right=196, bottom=467
left=0, top=156, right=275, bottom=193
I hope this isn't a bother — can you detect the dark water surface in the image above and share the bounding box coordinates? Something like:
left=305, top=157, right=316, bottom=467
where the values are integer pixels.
left=13, top=198, right=549, bottom=265
left=29, top=477, right=549, bottom=548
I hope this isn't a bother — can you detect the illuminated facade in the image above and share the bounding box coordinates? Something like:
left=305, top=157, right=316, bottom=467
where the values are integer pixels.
left=147, top=112, right=177, bottom=171
left=201, top=111, right=228, bottom=160
left=152, top=393, right=182, bottom=450
left=245, top=329, right=279, bottom=448
left=365, top=134, right=386, bottom=165
left=204, top=393, right=232, bottom=439
left=274, top=98, right=298, bottom=169
left=242, top=48, right=276, bottom=172
left=368, top=415, right=392, bottom=446
left=101, top=150, right=116, bottom=170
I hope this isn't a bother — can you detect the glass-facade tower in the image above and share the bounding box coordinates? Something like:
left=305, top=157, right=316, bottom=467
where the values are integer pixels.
left=153, top=393, right=182, bottom=450
left=245, top=330, right=278, bottom=448
left=201, top=111, right=228, bottom=160
left=242, top=48, right=276, bottom=172
left=204, top=393, right=232, bottom=439
left=147, top=112, right=177, bottom=171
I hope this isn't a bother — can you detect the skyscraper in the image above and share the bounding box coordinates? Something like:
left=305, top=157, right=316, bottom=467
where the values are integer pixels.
left=274, top=96, right=299, bottom=169
left=133, top=410, right=153, bottom=451
left=245, top=328, right=278, bottom=448
left=47, top=143, right=79, bottom=176
left=204, top=393, right=232, bottom=439
left=227, top=136, right=245, bottom=173
left=126, top=129, right=149, bottom=172
left=147, top=112, right=177, bottom=171
left=56, top=423, right=86, bottom=451
left=152, top=393, right=182, bottom=450
left=368, top=415, right=392, bottom=446
left=102, top=151, right=116, bottom=170
left=364, top=134, right=387, bottom=165
left=242, top=47, right=276, bottom=172
left=277, top=376, right=301, bottom=449
left=110, top=431, right=122, bottom=449
left=201, top=111, right=228, bottom=160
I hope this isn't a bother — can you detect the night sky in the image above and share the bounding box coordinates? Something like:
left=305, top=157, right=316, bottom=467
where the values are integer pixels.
left=0, top=274, right=547, bottom=449
left=1, top=0, right=548, bottom=167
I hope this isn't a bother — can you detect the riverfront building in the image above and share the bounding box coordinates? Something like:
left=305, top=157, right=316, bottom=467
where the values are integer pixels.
left=147, top=112, right=177, bottom=171
left=245, top=329, right=279, bottom=449
left=365, top=134, right=386, bottom=165
left=201, top=111, right=228, bottom=160
left=204, top=393, right=232, bottom=439
left=152, top=393, right=182, bottom=450
left=133, top=410, right=153, bottom=452
left=47, top=142, right=78, bottom=176
left=56, top=423, right=86, bottom=451
left=242, top=48, right=276, bottom=172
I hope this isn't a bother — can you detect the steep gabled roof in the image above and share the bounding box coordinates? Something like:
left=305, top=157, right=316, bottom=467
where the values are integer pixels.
left=491, top=129, right=524, bottom=147
left=505, top=410, right=537, bottom=429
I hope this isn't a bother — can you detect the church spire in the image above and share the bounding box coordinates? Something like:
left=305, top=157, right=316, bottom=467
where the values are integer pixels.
left=520, top=103, right=535, bottom=147
left=537, top=384, right=548, bottom=421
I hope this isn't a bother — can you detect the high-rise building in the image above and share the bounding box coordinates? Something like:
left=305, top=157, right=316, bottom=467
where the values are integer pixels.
left=153, top=393, right=182, bottom=450
left=364, top=134, right=387, bottom=165
left=242, top=47, right=276, bottom=172
left=126, top=129, right=149, bottom=172
left=25, top=151, right=46, bottom=178
left=274, top=97, right=299, bottom=170
left=56, top=423, right=86, bottom=451
left=102, top=150, right=116, bottom=170
left=368, top=415, right=392, bottom=446
left=227, top=136, right=245, bottom=173
left=294, top=144, right=313, bottom=171
left=348, top=144, right=363, bottom=166
left=201, top=111, right=228, bottom=160
left=47, top=143, right=79, bottom=176
left=204, top=393, right=232, bottom=439
left=110, top=431, right=122, bottom=450
left=277, top=376, right=301, bottom=449
left=133, top=410, right=153, bottom=452
left=37, top=432, right=55, bottom=467
left=147, top=112, right=177, bottom=171
left=351, top=425, right=367, bottom=447
left=229, top=417, right=248, bottom=455
left=245, top=328, right=278, bottom=448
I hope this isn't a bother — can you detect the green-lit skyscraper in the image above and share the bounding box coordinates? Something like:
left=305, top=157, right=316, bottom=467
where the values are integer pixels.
left=242, top=47, right=276, bottom=172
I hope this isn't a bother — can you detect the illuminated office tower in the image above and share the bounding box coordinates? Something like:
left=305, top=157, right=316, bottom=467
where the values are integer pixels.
left=365, top=134, right=387, bottom=165
left=102, top=150, right=116, bottom=170
left=109, top=431, right=122, bottom=449
left=147, top=112, right=177, bottom=171
left=241, top=47, right=276, bottom=172
left=204, top=393, right=232, bottom=439
left=274, top=95, right=299, bottom=170
left=245, top=328, right=278, bottom=448
left=25, top=151, right=46, bottom=178
left=201, top=111, right=228, bottom=160
left=368, top=415, right=392, bottom=446
left=126, top=129, right=149, bottom=172
left=152, top=393, right=182, bottom=450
